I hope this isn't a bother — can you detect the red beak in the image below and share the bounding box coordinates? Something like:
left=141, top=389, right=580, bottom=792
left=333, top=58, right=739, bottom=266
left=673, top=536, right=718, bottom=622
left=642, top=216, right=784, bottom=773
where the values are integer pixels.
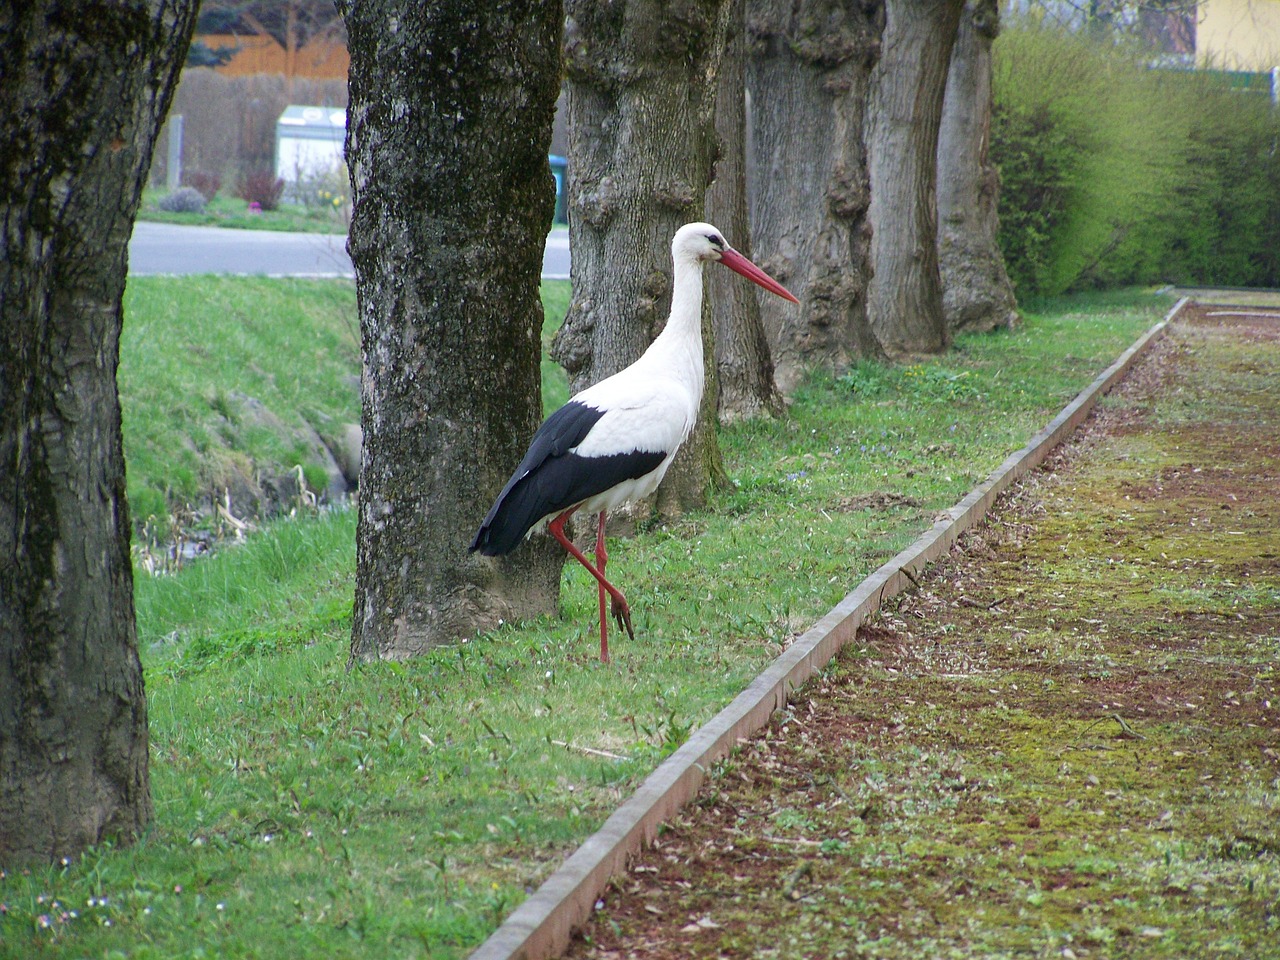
left=718, top=248, right=800, bottom=304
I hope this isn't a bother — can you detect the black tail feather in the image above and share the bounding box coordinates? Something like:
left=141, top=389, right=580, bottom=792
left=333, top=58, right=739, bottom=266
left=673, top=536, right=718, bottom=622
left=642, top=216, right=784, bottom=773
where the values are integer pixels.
left=470, top=447, right=665, bottom=556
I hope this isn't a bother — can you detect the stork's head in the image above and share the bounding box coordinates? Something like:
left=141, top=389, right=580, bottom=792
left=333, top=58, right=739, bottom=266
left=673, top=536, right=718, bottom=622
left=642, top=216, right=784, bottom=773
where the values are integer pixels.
left=672, top=222, right=799, bottom=304
left=672, top=222, right=732, bottom=263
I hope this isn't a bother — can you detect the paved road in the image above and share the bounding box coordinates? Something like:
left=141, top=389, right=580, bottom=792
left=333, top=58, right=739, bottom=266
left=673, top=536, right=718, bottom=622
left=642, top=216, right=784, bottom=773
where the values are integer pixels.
left=128, top=222, right=571, bottom=280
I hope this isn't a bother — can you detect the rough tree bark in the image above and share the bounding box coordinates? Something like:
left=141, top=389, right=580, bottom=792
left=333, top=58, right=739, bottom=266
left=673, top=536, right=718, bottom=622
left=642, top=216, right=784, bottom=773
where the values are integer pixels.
left=747, top=0, right=886, bottom=392
left=554, top=0, right=732, bottom=515
left=708, top=0, right=785, bottom=423
left=0, top=0, right=199, bottom=864
left=866, top=0, right=965, bottom=356
left=340, top=0, right=565, bottom=661
left=936, top=0, right=1018, bottom=334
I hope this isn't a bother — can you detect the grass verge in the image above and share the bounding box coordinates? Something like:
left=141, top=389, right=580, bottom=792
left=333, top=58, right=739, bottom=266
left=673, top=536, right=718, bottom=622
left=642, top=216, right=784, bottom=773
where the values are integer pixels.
left=0, top=288, right=1170, bottom=958
left=138, top=190, right=350, bottom=234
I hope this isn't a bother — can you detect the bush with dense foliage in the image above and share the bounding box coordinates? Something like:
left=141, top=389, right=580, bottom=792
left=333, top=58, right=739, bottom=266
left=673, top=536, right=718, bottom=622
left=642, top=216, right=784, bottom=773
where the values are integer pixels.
left=155, top=186, right=208, bottom=214
left=235, top=168, right=286, bottom=211
left=992, top=22, right=1280, bottom=297
left=1129, top=79, right=1280, bottom=288
left=183, top=169, right=222, bottom=202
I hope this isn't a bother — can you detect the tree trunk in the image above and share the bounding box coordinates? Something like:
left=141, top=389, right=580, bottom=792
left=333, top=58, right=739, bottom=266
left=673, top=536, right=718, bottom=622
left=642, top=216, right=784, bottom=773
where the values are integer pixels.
left=708, top=0, right=785, bottom=423
left=866, top=0, right=965, bottom=356
left=341, top=0, right=565, bottom=661
left=0, top=0, right=199, bottom=864
left=747, top=0, right=886, bottom=392
left=553, top=0, right=732, bottom=515
left=936, top=0, right=1018, bottom=334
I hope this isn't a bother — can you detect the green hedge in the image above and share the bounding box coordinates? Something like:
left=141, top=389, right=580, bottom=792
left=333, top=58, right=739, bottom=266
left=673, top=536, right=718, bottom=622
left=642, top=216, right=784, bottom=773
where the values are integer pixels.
left=991, top=23, right=1280, bottom=297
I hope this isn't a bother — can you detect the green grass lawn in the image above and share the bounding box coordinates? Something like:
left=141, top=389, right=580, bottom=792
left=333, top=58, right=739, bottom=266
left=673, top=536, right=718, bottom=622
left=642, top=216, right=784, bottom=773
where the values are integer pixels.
left=0, top=284, right=1171, bottom=958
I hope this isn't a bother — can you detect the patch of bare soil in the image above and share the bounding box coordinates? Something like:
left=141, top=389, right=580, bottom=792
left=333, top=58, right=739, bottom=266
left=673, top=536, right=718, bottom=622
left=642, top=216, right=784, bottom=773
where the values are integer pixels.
left=566, top=304, right=1280, bottom=960
left=833, top=493, right=925, bottom=513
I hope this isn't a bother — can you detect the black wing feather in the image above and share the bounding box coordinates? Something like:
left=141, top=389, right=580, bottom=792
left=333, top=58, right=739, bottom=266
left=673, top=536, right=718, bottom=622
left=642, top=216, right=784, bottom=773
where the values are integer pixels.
left=469, top=401, right=666, bottom=556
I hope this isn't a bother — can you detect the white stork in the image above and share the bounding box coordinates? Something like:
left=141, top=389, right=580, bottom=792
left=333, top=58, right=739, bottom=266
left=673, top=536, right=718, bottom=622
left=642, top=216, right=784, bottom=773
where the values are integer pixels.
left=470, top=222, right=798, bottom=662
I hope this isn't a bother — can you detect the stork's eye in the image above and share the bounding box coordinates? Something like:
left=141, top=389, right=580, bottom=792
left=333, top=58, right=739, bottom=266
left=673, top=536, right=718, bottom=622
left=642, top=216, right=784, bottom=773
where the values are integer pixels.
left=708, top=233, right=725, bottom=249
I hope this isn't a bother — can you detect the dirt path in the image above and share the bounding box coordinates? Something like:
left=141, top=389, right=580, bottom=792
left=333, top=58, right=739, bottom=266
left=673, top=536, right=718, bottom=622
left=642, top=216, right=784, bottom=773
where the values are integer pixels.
left=565, top=304, right=1280, bottom=960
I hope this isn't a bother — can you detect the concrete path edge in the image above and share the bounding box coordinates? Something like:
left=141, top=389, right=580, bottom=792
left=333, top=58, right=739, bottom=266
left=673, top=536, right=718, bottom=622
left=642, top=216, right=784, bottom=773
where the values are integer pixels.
left=469, top=298, right=1189, bottom=960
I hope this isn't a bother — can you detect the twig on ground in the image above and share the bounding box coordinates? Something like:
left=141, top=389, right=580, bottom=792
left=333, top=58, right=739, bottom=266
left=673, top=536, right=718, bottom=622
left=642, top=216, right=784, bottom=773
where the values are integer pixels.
left=552, top=740, right=627, bottom=761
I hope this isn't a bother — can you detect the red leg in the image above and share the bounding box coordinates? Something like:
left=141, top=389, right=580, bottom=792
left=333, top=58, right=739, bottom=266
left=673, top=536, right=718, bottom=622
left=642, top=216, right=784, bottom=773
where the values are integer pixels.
left=595, top=511, right=608, bottom=662
left=547, top=508, right=634, bottom=662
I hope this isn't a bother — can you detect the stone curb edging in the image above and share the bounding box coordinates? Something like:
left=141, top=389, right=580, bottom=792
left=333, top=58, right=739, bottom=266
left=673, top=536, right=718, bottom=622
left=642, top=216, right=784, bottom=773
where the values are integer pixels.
left=469, top=297, right=1188, bottom=960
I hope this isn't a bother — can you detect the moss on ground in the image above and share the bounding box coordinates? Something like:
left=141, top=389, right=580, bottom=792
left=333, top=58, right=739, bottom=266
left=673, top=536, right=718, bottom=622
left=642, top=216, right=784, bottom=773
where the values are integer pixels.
left=569, top=305, right=1280, bottom=959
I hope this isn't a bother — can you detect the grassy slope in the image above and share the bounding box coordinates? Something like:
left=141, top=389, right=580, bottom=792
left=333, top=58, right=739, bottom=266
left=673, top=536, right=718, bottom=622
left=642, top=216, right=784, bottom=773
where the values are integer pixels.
left=0, top=286, right=1169, bottom=958
left=120, top=277, right=362, bottom=526
left=120, top=278, right=570, bottom=535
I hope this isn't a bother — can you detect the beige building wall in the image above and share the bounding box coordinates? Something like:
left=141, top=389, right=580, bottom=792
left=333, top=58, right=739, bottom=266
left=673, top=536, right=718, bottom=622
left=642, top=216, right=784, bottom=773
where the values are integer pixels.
left=1198, top=0, right=1280, bottom=70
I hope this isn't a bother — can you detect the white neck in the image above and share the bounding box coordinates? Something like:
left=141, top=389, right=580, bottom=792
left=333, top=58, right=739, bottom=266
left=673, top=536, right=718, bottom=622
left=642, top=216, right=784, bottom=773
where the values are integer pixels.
left=643, top=254, right=705, bottom=405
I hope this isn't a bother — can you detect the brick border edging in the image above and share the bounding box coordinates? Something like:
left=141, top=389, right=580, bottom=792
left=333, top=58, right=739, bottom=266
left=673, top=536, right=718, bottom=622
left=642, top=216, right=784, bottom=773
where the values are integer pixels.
left=470, top=298, right=1188, bottom=960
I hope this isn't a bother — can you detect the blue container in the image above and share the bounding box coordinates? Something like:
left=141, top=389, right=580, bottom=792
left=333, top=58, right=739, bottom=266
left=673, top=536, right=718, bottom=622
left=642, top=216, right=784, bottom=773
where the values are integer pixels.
left=548, top=154, right=568, bottom=224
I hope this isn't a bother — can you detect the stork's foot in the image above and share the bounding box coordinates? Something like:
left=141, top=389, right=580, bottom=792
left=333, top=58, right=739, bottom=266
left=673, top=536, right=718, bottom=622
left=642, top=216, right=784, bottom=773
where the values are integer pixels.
left=610, top=593, right=635, bottom=641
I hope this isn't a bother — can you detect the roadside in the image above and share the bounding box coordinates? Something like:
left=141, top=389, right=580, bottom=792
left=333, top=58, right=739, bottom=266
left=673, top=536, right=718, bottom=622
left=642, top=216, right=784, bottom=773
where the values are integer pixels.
left=138, top=189, right=351, bottom=234
left=566, top=302, right=1280, bottom=959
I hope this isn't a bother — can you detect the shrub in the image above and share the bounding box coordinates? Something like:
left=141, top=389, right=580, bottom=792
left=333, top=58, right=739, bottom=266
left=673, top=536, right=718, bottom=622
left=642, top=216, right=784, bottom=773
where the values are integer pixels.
left=1124, top=76, right=1280, bottom=288
left=235, top=169, right=285, bottom=211
left=287, top=164, right=351, bottom=224
left=183, top=169, right=222, bottom=202
left=992, top=24, right=1185, bottom=296
left=992, top=21, right=1280, bottom=295
left=991, top=99, right=1078, bottom=297
left=155, top=186, right=208, bottom=214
